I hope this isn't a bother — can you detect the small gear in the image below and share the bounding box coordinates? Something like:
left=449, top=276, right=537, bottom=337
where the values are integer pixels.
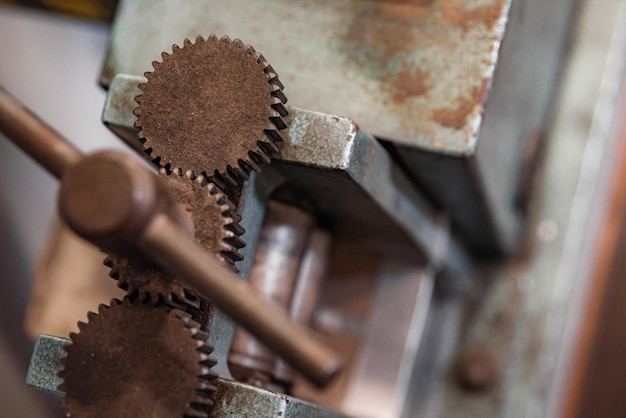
left=58, top=297, right=218, bottom=418
left=135, top=34, right=289, bottom=186
left=105, top=168, right=244, bottom=309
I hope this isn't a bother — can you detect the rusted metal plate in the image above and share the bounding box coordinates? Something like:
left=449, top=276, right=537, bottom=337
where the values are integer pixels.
left=103, top=0, right=508, bottom=155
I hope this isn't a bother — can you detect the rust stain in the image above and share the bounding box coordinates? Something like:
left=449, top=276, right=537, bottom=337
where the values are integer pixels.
left=442, top=0, right=507, bottom=31
left=336, top=0, right=506, bottom=109
left=337, top=0, right=434, bottom=104
left=391, top=68, right=430, bottom=104
left=432, top=85, right=481, bottom=130
left=370, top=147, right=376, bottom=156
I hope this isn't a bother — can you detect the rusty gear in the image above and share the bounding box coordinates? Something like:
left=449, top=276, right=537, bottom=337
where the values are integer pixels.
left=105, top=168, right=244, bottom=309
left=135, top=34, right=289, bottom=186
left=58, top=297, right=218, bottom=418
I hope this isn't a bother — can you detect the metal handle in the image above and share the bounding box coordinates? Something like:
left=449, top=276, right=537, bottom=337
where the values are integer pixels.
left=0, top=86, right=342, bottom=387
left=0, top=87, right=83, bottom=179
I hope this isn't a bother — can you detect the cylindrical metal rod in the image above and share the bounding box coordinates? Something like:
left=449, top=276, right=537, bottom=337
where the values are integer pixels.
left=0, top=86, right=83, bottom=179
left=229, top=201, right=313, bottom=384
left=140, top=214, right=343, bottom=387
left=274, top=228, right=332, bottom=384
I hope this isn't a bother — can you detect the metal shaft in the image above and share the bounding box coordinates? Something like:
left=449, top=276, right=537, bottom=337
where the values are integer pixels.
left=141, top=214, right=342, bottom=387
left=0, top=90, right=343, bottom=387
left=229, top=201, right=313, bottom=384
left=274, top=228, right=332, bottom=384
left=0, top=86, right=83, bottom=179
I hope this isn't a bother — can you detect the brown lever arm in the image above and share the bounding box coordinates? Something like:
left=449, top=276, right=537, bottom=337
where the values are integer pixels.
left=0, top=86, right=83, bottom=179
left=0, top=86, right=342, bottom=387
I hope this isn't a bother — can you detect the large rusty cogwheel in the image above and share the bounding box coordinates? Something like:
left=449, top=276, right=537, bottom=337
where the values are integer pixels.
left=58, top=297, right=218, bottom=418
left=135, top=34, right=289, bottom=186
left=104, top=168, right=244, bottom=311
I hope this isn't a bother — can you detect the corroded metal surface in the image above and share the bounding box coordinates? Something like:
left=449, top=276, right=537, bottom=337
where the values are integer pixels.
left=106, top=169, right=243, bottom=311
left=135, top=34, right=288, bottom=185
left=103, top=0, right=508, bottom=154
left=102, top=78, right=474, bottom=276
left=58, top=298, right=217, bottom=417
left=27, top=335, right=344, bottom=418
left=26, top=335, right=70, bottom=397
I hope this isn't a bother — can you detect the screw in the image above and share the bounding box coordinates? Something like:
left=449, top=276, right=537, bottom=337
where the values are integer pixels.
left=454, top=346, right=500, bottom=392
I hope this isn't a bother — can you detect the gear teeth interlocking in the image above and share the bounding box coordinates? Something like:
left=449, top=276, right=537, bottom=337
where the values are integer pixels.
left=104, top=169, right=244, bottom=316
left=135, top=33, right=289, bottom=187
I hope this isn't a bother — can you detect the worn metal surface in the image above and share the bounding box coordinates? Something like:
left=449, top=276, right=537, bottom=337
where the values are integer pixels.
left=26, top=335, right=69, bottom=397
left=101, top=0, right=577, bottom=255
left=135, top=34, right=288, bottom=185
left=431, top=0, right=626, bottom=416
left=102, top=0, right=506, bottom=154
left=402, top=0, right=578, bottom=255
left=229, top=201, right=313, bottom=384
left=27, top=334, right=344, bottom=418
left=102, top=77, right=473, bottom=277
left=342, top=263, right=434, bottom=418
left=102, top=73, right=144, bottom=152
left=58, top=298, right=216, bottom=418
left=106, top=170, right=243, bottom=314
left=0, top=90, right=342, bottom=388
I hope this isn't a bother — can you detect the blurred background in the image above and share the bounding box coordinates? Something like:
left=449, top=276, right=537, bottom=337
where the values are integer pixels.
left=0, top=1, right=625, bottom=417
left=0, top=3, right=120, bottom=416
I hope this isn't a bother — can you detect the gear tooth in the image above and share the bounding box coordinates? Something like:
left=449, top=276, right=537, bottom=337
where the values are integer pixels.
left=143, top=71, right=154, bottom=80
left=267, top=74, right=285, bottom=92
left=224, top=235, right=246, bottom=250
left=219, top=34, right=232, bottom=44
left=225, top=165, right=248, bottom=184
left=249, top=150, right=269, bottom=169
left=225, top=222, right=245, bottom=236
left=199, top=369, right=219, bottom=382
left=185, top=318, right=203, bottom=332
left=222, top=249, right=244, bottom=263
left=263, top=128, right=284, bottom=146
left=192, top=328, right=209, bottom=341
left=208, top=33, right=218, bottom=42
left=197, top=344, right=215, bottom=356
left=252, top=51, right=263, bottom=62
left=195, top=384, right=215, bottom=398
left=86, top=311, right=98, bottom=321
left=239, top=158, right=260, bottom=174
left=270, top=99, right=289, bottom=118
left=103, top=255, right=114, bottom=267
left=175, top=308, right=191, bottom=320
left=270, top=115, right=288, bottom=130
left=184, top=408, right=209, bottom=418
left=232, top=38, right=244, bottom=48
left=257, top=140, right=280, bottom=159
left=173, top=43, right=181, bottom=51
left=190, top=397, right=213, bottom=409
left=184, top=38, right=193, bottom=47
left=245, top=44, right=257, bottom=55
left=199, top=355, right=218, bottom=368
left=195, top=34, right=205, bottom=44
left=256, top=53, right=267, bottom=65
left=152, top=60, right=161, bottom=70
